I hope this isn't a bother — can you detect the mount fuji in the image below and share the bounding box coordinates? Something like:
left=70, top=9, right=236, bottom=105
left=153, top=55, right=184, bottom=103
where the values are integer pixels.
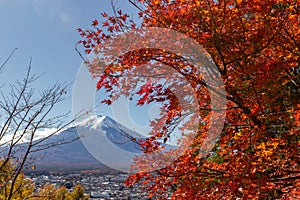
left=25, top=115, right=145, bottom=172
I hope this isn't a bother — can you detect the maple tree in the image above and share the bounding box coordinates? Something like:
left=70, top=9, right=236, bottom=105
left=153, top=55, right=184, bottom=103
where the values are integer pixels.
left=78, top=0, right=299, bottom=199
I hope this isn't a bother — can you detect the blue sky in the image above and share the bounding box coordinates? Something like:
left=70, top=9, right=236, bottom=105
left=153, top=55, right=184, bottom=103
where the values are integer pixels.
left=0, top=0, right=160, bottom=134
left=0, top=0, right=139, bottom=86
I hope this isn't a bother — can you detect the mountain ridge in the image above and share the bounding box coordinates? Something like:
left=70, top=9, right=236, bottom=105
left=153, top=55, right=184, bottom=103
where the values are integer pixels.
left=5, top=115, right=145, bottom=172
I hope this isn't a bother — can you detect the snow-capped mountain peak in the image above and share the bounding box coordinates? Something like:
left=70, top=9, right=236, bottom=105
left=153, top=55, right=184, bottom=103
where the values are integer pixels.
left=76, top=115, right=107, bottom=130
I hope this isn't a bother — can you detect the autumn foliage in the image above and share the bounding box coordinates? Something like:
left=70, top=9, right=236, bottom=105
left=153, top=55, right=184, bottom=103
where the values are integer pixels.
left=78, top=0, right=299, bottom=199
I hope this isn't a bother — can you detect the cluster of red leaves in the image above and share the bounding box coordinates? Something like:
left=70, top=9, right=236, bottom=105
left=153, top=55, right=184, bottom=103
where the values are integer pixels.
left=77, top=10, right=132, bottom=54
left=78, top=0, right=300, bottom=199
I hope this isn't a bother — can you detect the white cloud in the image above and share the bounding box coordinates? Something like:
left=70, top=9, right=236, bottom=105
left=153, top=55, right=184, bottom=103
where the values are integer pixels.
left=0, top=127, right=61, bottom=145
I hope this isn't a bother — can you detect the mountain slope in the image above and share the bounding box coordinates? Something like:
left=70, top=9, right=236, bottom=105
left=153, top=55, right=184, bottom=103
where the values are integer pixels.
left=24, top=115, right=144, bottom=171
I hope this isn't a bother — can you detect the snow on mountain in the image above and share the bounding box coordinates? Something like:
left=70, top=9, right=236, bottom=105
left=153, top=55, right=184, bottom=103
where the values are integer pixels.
left=78, top=115, right=144, bottom=153
left=1, top=115, right=178, bottom=172
left=1, top=115, right=145, bottom=171
left=0, top=115, right=141, bottom=148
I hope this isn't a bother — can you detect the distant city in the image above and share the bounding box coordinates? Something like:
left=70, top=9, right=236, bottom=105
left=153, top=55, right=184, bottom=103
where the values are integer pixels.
left=27, top=170, right=152, bottom=200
